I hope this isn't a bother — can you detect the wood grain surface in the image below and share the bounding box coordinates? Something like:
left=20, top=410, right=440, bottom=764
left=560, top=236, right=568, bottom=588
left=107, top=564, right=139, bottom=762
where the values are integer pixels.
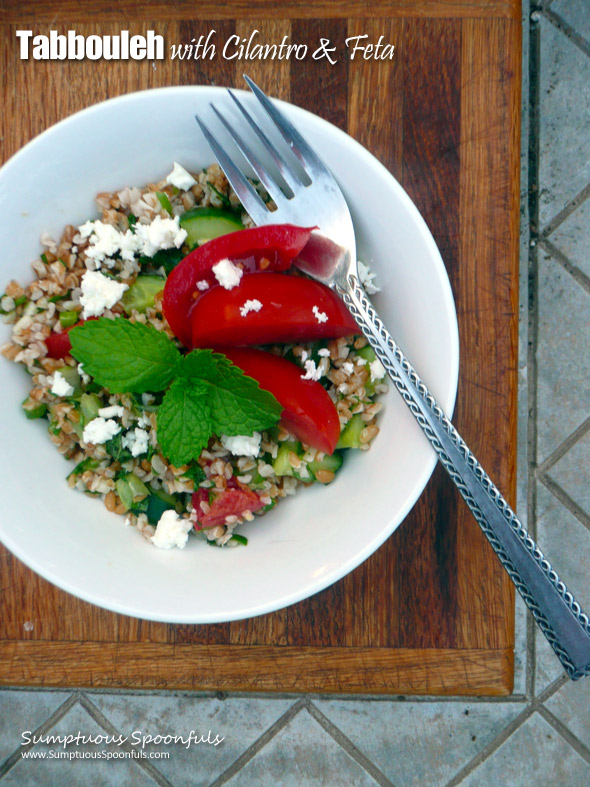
left=0, top=1, right=521, bottom=23
left=0, top=2, right=521, bottom=694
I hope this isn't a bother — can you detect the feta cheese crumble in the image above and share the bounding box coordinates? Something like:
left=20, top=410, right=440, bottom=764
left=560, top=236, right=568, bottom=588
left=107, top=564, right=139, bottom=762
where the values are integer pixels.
left=212, top=258, right=243, bottom=290
left=165, top=162, right=197, bottom=191
left=369, top=358, right=387, bottom=382
left=196, top=279, right=210, bottom=291
left=77, top=363, right=91, bottom=384
left=78, top=220, right=123, bottom=267
left=301, top=359, right=323, bottom=381
left=358, top=260, right=380, bottom=294
left=318, top=348, right=331, bottom=357
left=77, top=215, right=187, bottom=268
left=134, top=215, right=187, bottom=258
left=122, top=427, right=150, bottom=457
left=51, top=370, right=74, bottom=397
left=137, top=411, right=152, bottom=428
left=342, top=361, right=354, bottom=374
left=150, top=509, right=193, bottom=550
left=221, top=432, right=262, bottom=458
left=82, top=416, right=121, bottom=445
left=239, top=299, right=263, bottom=317
left=312, top=305, right=328, bottom=324
left=79, top=270, right=128, bottom=319
left=98, top=405, right=124, bottom=419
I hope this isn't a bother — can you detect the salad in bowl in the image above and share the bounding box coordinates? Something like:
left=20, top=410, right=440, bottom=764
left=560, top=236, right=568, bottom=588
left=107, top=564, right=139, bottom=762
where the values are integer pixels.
left=0, top=86, right=457, bottom=622
left=1, top=161, right=388, bottom=551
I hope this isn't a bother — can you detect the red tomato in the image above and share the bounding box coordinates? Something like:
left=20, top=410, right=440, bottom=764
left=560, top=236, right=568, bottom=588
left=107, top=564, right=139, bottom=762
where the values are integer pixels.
left=218, top=347, right=341, bottom=455
left=163, top=224, right=314, bottom=347
left=45, top=319, right=95, bottom=359
left=192, top=479, right=264, bottom=530
left=190, top=272, right=358, bottom=349
left=45, top=330, right=74, bottom=359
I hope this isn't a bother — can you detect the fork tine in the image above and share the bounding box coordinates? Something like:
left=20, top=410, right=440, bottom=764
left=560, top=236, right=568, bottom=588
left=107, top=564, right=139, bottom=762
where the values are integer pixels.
left=210, top=104, right=291, bottom=206
left=195, top=114, right=269, bottom=226
left=244, top=75, right=326, bottom=175
left=227, top=89, right=307, bottom=192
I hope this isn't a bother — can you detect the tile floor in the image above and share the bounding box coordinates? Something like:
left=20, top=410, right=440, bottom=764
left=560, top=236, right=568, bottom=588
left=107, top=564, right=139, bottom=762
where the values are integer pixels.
left=2, top=2, right=590, bottom=784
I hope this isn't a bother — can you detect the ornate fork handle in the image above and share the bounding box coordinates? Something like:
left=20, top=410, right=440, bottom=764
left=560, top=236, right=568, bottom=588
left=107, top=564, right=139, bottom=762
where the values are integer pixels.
left=337, top=273, right=590, bottom=680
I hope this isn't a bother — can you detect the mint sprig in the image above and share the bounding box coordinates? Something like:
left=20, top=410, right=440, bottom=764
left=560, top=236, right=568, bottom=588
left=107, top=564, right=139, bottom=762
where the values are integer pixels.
left=157, top=379, right=212, bottom=466
left=70, top=317, right=282, bottom=466
left=70, top=318, right=181, bottom=393
left=180, top=351, right=283, bottom=437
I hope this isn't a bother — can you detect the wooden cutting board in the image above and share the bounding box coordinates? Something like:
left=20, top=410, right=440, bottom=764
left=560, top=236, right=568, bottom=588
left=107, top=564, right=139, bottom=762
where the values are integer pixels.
left=0, top=0, right=521, bottom=695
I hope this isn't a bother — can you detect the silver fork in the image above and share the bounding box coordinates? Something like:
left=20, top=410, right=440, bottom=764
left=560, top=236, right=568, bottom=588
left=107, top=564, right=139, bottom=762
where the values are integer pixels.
left=196, top=76, right=590, bottom=680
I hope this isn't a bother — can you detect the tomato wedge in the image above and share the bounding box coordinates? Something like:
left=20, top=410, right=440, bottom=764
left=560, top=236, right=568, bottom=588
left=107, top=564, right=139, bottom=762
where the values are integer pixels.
left=219, top=347, right=341, bottom=455
left=163, top=224, right=314, bottom=347
left=45, top=319, right=95, bottom=359
left=192, top=478, right=264, bottom=530
left=190, top=272, right=358, bottom=349
left=45, top=329, right=75, bottom=359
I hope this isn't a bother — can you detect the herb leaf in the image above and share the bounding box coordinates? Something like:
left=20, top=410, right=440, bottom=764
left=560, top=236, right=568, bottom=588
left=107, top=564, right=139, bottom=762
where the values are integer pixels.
left=69, top=320, right=282, bottom=466
left=180, top=350, right=283, bottom=436
left=156, top=350, right=283, bottom=465
left=157, top=379, right=212, bottom=466
left=141, top=247, right=184, bottom=272
left=104, top=433, right=134, bottom=464
left=69, top=318, right=181, bottom=393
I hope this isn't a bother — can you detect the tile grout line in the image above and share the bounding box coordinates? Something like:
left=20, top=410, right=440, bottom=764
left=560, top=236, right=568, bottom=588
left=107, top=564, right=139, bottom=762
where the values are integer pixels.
left=210, top=692, right=531, bottom=704
left=444, top=705, right=534, bottom=787
left=539, top=238, right=590, bottom=295
left=0, top=691, right=81, bottom=779
left=537, top=181, right=590, bottom=238
left=536, top=416, right=590, bottom=474
left=443, top=674, right=570, bottom=786
left=208, top=698, right=306, bottom=786
left=0, top=685, right=532, bottom=703
left=537, top=705, right=590, bottom=766
left=543, top=7, right=590, bottom=60
left=305, top=700, right=395, bottom=787
left=78, top=693, right=174, bottom=787
left=534, top=672, right=569, bottom=704
left=537, top=473, right=590, bottom=532
left=526, top=0, right=542, bottom=704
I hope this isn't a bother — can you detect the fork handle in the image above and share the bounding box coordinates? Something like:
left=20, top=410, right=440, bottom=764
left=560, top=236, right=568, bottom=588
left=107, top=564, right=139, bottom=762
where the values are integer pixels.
left=337, top=274, right=590, bottom=680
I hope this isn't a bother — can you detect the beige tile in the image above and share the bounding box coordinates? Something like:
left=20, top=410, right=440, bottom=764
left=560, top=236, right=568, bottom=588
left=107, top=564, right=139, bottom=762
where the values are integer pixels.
left=536, top=248, right=590, bottom=462
left=461, top=712, right=590, bottom=787
left=551, top=0, right=590, bottom=48
left=0, top=690, right=71, bottom=767
left=91, top=693, right=295, bottom=785
left=550, top=196, right=590, bottom=281
left=534, top=482, right=590, bottom=692
left=2, top=702, right=157, bottom=786
left=547, top=428, right=590, bottom=515
left=538, top=16, right=590, bottom=226
left=544, top=675, right=590, bottom=749
left=225, top=708, right=379, bottom=787
left=313, top=699, right=523, bottom=786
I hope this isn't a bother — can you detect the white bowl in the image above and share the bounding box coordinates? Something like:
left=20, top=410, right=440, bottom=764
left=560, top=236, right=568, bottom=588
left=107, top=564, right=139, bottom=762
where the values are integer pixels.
left=0, top=86, right=458, bottom=623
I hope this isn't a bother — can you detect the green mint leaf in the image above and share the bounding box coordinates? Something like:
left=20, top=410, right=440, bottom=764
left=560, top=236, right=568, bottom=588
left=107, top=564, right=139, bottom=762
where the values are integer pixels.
left=180, top=350, right=283, bottom=436
left=69, top=317, right=181, bottom=393
left=157, top=378, right=212, bottom=466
